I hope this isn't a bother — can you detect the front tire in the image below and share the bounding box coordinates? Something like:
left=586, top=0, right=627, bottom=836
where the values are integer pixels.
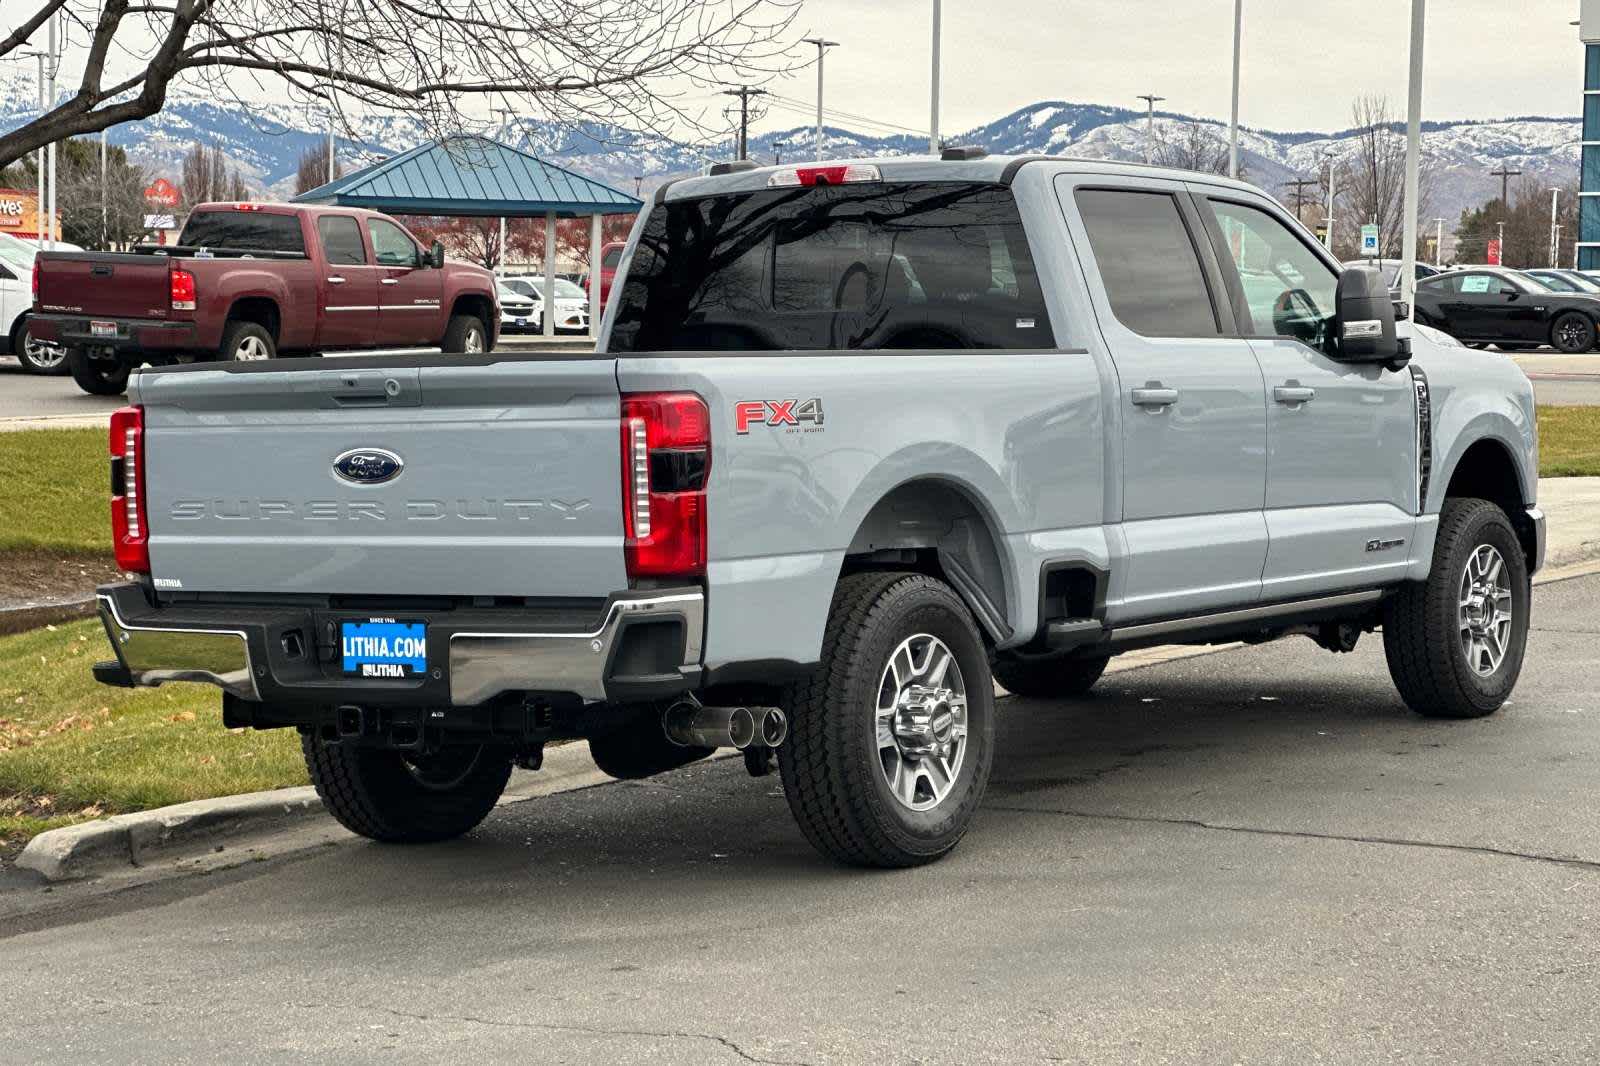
left=992, top=652, right=1110, bottom=699
left=1383, top=498, right=1530, bottom=719
left=442, top=314, right=489, bottom=354
left=1550, top=311, right=1595, bottom=354
left=68, top=349, right=131, bottom=395
left=778, top=572, right=995, bottom=868
left=301, top=737, right=512, bottom=843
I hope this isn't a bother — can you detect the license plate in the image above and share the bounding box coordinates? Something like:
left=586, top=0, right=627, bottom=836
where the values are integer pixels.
left=340, top=619, right=427, bottom=679
left=514, top=317, right=527, bottom=326
left=90, top=320, right=117, bottom=338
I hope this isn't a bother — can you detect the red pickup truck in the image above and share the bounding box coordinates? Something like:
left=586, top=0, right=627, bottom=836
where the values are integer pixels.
left=31, top=203, right=500, bottom=395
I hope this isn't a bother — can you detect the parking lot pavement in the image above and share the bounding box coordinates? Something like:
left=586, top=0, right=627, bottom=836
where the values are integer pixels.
left=3, top=575, right=1598, bottom=1064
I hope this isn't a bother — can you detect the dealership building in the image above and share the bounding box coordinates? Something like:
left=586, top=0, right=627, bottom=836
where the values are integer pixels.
left=1582, top=2, right=1600, bottom=268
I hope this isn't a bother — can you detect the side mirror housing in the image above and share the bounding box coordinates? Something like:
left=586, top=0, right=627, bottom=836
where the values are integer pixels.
left=429, top=241, right=446, bottom=269
left=1335, top=266, right=1409, bottom=371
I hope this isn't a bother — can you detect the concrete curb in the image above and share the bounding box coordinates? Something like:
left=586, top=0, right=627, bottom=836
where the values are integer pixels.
left=0, top=597, right=95, bottom=638
left=12, top=741, right=632, bottom=883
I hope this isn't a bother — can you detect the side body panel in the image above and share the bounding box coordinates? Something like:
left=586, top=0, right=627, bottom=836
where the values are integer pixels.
left=192, top=258, right=321, bottom=351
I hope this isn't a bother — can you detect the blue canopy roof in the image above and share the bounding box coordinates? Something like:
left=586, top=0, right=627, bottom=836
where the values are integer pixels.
left=292, top=134, right=642, bottom=218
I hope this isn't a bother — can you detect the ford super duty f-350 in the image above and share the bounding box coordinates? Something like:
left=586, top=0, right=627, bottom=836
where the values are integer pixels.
left=88, top=154, right=1543, bottom=868
left=30, top=202, right=499, bottom=396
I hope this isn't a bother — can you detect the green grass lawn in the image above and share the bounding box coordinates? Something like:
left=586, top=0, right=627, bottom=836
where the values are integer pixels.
left=0, top=428, right=109, bottom=554
left=1537, top=406, right=1600, bottom=478
left=0, top=619, right=307, bottom=859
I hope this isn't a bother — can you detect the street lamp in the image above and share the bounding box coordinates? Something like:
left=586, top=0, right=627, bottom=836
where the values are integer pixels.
left=1136, top=94, right=1164, bottom=165
left=929, top=0, right=942, bottom=154
left=801, top=38, right=838, bottom=161
left=1398, top=0, right=1425, bottom=309
left=492, top=106, right=517, bottom=273
left=1549, top=188, right=1562, bottom=267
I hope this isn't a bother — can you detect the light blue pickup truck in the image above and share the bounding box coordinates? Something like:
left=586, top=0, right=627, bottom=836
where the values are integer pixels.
left=90, top=152, right=1542, bottom=868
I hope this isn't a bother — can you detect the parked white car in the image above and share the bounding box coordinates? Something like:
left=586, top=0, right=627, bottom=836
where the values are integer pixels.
left=0, top=232, right=79, bottom=374
left=502, top=275, right=590, bottom=333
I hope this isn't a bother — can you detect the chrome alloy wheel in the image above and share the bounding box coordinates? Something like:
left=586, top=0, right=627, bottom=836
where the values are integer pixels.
left=1459, top=544, right=1514, bottom=676
left=876, top=634, right=968, bottom=812
left=23, top=329, right=66, bottom=370
left=233, top=334, right=271, bottom=361
left=463, top=326, right=485, bottom=353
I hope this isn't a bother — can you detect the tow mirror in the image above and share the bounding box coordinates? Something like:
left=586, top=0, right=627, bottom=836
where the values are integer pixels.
left=1336, top=266, right=1409, bottom=371
left=428, top=240, right=446, bottom=269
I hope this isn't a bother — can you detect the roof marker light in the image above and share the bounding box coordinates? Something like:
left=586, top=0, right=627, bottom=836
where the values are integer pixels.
left=768, top=164, right=882, bottom=188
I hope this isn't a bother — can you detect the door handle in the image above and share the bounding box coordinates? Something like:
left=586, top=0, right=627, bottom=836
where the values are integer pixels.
left=327, top=275, right=346, bottom=284
left=381, top=277, right=399, bottom=285
left=1274, top=385, right=1317, bottom=406
left=1131, top=386, right=1180, bottom=408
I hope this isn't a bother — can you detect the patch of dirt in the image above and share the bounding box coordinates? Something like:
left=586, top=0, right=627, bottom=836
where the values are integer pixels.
left=0, top=550, right=124, bottom=611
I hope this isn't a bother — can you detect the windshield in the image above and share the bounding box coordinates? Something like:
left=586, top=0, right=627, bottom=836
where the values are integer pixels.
left=1519, top=273, right=1557, bottom=292
left=0, top=234, right=34, bottom=271
left=505, top=277, right=584, bottom=300
left=1556, top=271, right=1600, bottom=293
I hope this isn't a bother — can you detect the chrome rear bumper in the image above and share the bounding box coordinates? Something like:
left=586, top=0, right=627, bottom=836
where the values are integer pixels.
left=94, top=585, right=704, bottom=707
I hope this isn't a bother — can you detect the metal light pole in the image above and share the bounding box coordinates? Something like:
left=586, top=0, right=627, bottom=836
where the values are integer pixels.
left=929, top=0, right=941, bottom=154
left=801, top=38, right=838, bottom=161
left=1228, top=0, right=1242, bottom=179
left=30, top=50, right=43, bottom=250
left=99, top=0, right=106, bottom=248
left=1433, top=217, right=1445, bottom=264
left=1136, top=94, right=1164, bottom=164
left=492, top=107, right=517, bottom=273
left=46, top=10, right=58, bottom=245
left=1323, top=152, right=1338, bottom=250
left=1399, top=0, right=1425, bottom=309
left=1497, top=220, right=1505, bottom=264
left=1549, top=188, right=1561, bottom=267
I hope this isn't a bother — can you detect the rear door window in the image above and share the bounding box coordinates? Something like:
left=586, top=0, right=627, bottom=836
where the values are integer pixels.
left=318, top=216, right=367, bottom=265
left=1073, top=189, right=1219, bottom=337
left=609, top=182, right=1054, bottom=352
left=178, top=211, right=306, bottom=255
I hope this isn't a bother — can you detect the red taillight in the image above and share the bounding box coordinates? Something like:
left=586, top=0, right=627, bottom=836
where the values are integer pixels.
left=170, top=267, right=196, bottom=311
left=621, top=392, right=710, bottom=579
left=110, top=406, right=150, bottom=573
left=767, top=163, right=882, bottom=188
left=31, top=258, right=39, bottom=302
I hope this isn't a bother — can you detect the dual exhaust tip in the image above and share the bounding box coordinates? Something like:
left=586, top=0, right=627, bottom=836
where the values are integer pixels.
left=663, top=701, right=787, bottom=751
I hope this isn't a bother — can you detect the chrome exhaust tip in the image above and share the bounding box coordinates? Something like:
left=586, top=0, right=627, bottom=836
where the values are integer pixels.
left=663, top=702, right=756, bottom=750
left=752, top=706, right=787, bottom=748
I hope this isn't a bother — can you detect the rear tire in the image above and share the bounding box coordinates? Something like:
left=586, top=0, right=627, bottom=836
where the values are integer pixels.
left=68, top=348, right=131, bottom=395
left=778, top=572, right=994, bottom=868
left=1383, top=498, right=1530, bottom=719
left=13, top=318, right=68, bottom=375
left=442, top=314, right=489, bottom=354
left=301, top=736, right=512, bottom=843
left=1549, top=311, right=1595, bottom=354
left=992, top=652, right=1110, bottom=699
left=220, top=320, right=276, bottom=361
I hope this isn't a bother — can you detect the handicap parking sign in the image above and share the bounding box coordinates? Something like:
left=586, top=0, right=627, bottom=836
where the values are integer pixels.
left=1360, top=224, right=1380, bottom=256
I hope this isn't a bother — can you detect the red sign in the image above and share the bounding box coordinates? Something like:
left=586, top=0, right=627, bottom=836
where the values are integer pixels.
left=1486, top=238, right=1502, bottom=266
left=143, top=178, right=179, bottom=207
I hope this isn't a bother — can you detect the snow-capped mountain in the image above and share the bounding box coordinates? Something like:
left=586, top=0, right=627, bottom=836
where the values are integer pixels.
left=0, top=86, right=1581, bottom=226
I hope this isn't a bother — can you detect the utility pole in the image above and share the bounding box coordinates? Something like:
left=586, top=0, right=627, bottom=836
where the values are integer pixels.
left=492, top=107, right=517, bottom=272
left=1136, top=94, right=1164, bottom=165
left=802, top=38, right=838, bottom=162
left=1228, top=0, right=1243, bottom=179
left=46, top=10, right=58, bottom=245
left=773, top=141, right=786, bottom=165
left=722, top=87, right=768, bottom=161
left=929, top=0, right=942, bottom=154
left=1549, top=187, right=1561, bottom=267
left=1282, top=177, right=1317, bottom=222
left=1399, top=0, right=1424, bottom=309
left=634, top=176, right=643, bottom=198
left=1490, top=165, right=1521, bottom=211
left=1322, top=152, right=1338, bottom=250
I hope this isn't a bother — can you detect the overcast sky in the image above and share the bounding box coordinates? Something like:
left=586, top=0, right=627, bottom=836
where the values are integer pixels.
left=739, top=0, right=1587, bottom=137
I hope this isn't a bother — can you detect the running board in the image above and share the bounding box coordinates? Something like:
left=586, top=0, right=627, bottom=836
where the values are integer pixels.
left=1106, top=590, right=1386, bottom=646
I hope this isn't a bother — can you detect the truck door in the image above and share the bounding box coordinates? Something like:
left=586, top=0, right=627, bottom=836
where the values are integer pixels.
left=1056, top=175, right=1268, bottom=621
left=368, top=217, right=443, bottom=347
left=1192, top=191, right=1416, bottom=599
left=315, top=214, right=379, bottom=350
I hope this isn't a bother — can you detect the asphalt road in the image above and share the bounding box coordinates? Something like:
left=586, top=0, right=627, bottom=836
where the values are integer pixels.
left=5, top=349, right=1600, bottom=422
left=3, top=574, right=1598, bottom=1064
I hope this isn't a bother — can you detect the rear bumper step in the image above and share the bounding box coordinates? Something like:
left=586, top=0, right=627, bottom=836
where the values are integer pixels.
left=94, top=583, right=704, bottom=708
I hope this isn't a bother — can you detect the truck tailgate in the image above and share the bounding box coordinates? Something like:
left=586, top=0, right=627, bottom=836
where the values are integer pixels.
left=36, top=252, right=172, bottom=319
left=132, top=360, right=626, bottom=599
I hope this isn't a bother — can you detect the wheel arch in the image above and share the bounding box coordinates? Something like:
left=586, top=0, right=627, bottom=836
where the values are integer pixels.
left=224, top=296, right=282, bottom=342
left=1437, top=434, right=1539, bottom=569
left=837, top=473, right=1017, bottom=646
left=449, top=291, right=494, bottom=331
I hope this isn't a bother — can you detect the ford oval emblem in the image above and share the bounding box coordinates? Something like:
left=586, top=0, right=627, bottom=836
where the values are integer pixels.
left=333, top=448, right=404, bottom=485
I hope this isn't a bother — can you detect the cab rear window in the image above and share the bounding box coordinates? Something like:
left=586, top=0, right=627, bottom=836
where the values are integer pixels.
left=178, top=211, right=306, bottom=255
left=609, top=182, right=1054, bottom=352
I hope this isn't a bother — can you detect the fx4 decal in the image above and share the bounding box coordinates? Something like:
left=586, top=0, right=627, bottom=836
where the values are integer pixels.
left=735, top=398, right=825, bottom=434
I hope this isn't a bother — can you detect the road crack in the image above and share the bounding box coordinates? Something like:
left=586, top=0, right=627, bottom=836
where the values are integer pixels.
left=377, top=1006, right=814, bottom=1065
left=989, top=805, right=1600, bottom=874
